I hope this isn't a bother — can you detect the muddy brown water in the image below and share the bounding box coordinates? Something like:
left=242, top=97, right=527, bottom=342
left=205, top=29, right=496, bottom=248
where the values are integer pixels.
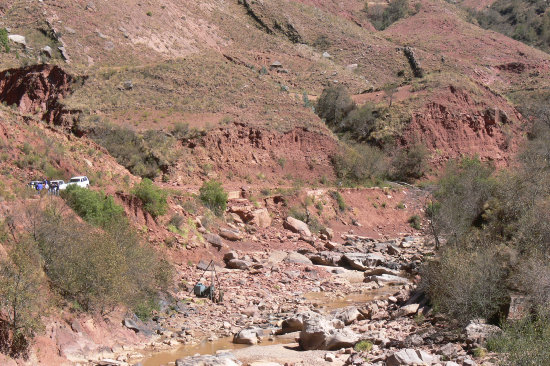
left=142, top=289, right=396, bottom=365
left=142, top=336, right=294, bottom=366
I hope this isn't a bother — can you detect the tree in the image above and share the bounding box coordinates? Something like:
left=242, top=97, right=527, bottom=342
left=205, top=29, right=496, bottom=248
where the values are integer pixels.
left=0, top=238, right=44, bottom=358
left=382, top=83, right=398, bottom=107
left=316, top=86, right=356, bottom=128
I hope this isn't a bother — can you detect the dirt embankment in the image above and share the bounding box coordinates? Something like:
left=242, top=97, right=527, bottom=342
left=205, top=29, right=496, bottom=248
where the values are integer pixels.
left=403, top=85, right=525, bottom=166
left=174, top=124, right=340, bottom=186
left=0, top=64, right=79, bottom=125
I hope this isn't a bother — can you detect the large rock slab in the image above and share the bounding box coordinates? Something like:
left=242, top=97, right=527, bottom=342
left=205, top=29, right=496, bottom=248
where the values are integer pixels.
left=283, top=217, right=311, bottom=237
left=8, top=35, right=26, bottom=46
left=465, top=320, right=501, bottom=344
left=308, top=251, right=342, bottom=266
left=386, top=348, right=438, bottom=365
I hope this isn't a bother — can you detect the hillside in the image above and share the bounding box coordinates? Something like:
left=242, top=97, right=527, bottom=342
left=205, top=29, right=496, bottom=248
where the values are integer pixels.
left=1, top=0, right=550, bottom=365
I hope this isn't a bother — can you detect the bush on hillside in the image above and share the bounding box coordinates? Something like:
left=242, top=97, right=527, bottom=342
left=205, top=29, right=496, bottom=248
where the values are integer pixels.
left=316, top=86, right=356, bottom=127
left=389, top=144, right=429, bottom=183
left=87, top=123, right=165, bottom=179
left=0, top=238, right=44, bottom=358
left=61, top=185, right=125, bottom=227
left=368, top=0, right=410, bottom=30
left=421, top=243, right=508, bottom=324
left=0, top=28, right=10, bottom=53
left=199, top=180, right=228, bottom=216
left=332, top=144, right=388, bottom=185
left=36, top=209, right=171, bottom=313
left=132, top=178, right=168, bottom=218
left=486, top=316, right=550, bottom=366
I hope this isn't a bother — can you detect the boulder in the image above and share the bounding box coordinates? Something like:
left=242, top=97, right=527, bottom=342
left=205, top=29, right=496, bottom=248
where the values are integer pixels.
left=205, top=233, right=224, bottom=248
left=341, top=253, right=385, bottom=271
left=8, top=35, right=26, bottom=46
left=283, top=217, right=311, bottom=237
left=233, top=328, right=263, bottom=345
left=223, top=251, right=238, bottom=262
left=176, top=353, right=240, bottom=366
left=227, top=259, right=249, bottom=270
left=123, top=318, right=152, bottom=336
left=284, top=252, right=313, bottom=265
left=320, top=227, right=334, bottom=240
left=299, top=313, right=358, bottom=350
left=250, top=208, right=271, bottom=228
left=280, top=314, right=306, bottom=334
left=219, top=228, right=243, bottom=241
left=464, top=320, right=501, bottom=344
left=386, top=348, right=438, bottom=366
left=336, top=307, right=361, bottom=325
left=42, top=45, right=53, bottom=57
left=393, top=304, right=420, bottom=318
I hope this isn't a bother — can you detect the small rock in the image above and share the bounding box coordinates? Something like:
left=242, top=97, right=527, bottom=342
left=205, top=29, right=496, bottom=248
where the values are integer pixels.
left=325, top=353, right=336, bottom=362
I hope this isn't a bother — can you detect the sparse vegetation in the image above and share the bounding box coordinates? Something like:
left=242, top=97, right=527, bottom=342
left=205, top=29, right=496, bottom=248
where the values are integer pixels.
left=354, top=340, right=374, bottom=352
left=199, top=180, right=228, bottom=216
left=408, top=214, right=421, bottom=229
left=470, top=0, right=550, bottom=53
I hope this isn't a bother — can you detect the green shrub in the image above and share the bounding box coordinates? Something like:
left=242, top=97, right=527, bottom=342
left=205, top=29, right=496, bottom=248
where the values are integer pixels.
left=486, top=316, right=550, bottom=365
left=330, top=190, right=347, bottom=211
left=332, top=144, right=388, bottom=185
left=316, top=86, right=355, bottom=127
left=354, top=340, right=373, bottom=352
left=471, top=0, right=550, bottom=53
left=61, top=185, right=125, bottom=227
left=199, top=180, right=228, bottom=216
left=0, top=238, right=44, bottom=358
left=0, top=28, right=9, bottom=53
left=389, top=144, right=429, bottom=182
left=86, top=123, right=168, bottom=179
left=421, top=244, right=508, bottom=324
left=132, top=178, right=168, bottom=218
left=408, top=214, right=421, bottom=230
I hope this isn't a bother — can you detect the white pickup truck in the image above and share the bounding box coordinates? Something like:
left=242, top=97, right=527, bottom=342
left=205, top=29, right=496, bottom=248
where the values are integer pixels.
left=65, top=176, right=90, bottom=189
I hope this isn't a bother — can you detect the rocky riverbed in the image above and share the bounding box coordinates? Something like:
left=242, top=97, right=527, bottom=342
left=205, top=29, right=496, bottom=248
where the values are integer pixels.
left=94, top=232, right=501, bottom=366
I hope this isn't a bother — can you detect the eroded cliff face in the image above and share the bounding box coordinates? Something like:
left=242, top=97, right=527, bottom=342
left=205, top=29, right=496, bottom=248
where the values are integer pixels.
left=0, top=64, right=76, bottom=124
